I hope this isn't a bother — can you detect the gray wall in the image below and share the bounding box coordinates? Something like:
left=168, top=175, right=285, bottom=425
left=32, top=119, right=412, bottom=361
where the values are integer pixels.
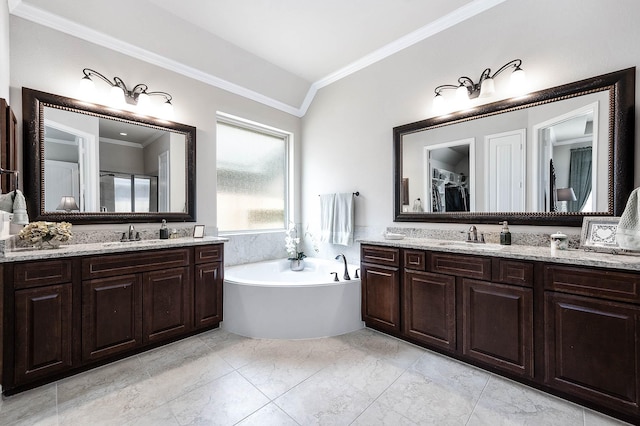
left=301, top=0, right=640, bottom=244
left=9, top=16, right=302, bottom=245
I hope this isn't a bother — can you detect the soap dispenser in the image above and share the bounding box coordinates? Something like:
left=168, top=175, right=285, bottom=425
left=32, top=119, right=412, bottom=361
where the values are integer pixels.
left=500, top=221, right=511, bottom=245
left=159, top=219, right=169, bottom=239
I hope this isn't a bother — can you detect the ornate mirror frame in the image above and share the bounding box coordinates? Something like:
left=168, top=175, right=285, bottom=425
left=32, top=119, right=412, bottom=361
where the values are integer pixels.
left=393, top=67, right=635, bottom=226
left=23, top=87, right=196, bottom=224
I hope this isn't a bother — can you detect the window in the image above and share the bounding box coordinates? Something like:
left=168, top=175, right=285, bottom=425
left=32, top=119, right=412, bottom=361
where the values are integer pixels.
left=216, top=113, right=292, bottom=232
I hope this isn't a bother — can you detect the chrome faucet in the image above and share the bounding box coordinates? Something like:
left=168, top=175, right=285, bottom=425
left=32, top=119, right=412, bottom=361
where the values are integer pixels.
left=335, top=254, right=351, bottom=280
left=128, top=224, right=136, bottom=240
left=468, top=225, right=477, bottom=241
left=466, top=225, right=485, bottom=243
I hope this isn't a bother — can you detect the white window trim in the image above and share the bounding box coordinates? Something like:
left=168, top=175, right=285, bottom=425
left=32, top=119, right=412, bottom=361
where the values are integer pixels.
left=216, top=111, right=294, bottom=234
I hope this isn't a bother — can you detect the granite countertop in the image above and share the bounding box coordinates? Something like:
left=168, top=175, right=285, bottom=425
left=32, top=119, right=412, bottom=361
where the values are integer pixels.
left=0, top=236, right=229, bottom=263
left=360, top=237, right=640, bottom=272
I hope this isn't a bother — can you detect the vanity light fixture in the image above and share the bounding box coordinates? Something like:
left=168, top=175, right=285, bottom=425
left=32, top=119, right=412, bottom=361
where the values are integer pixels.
left=433, top=59, right=526, bottom=113
left=79, top=68, right=174, bottom=119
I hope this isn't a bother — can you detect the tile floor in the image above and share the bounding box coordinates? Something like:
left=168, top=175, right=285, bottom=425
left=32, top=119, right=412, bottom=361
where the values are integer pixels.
left=0, top=328, right=632, bottom=425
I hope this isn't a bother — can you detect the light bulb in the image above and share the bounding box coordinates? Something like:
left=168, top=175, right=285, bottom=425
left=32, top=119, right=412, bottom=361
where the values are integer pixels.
left=78, top=76, right=96, bottom=101
left=456, top=85, right=469, bottom=101
left=479, top=78, right=495, bottom=98
left=433, top=93, right=446, bottom=114
left=137, top=92, right=151, bottom=114
left=510, top=67, right=527, bottom=94
left=109, top=85, right=125, bottom=108
left=160, top=100, right=174, bottom=120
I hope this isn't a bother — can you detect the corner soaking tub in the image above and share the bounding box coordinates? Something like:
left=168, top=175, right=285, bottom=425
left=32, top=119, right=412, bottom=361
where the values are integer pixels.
left=222, top=258, right=364, bottom=339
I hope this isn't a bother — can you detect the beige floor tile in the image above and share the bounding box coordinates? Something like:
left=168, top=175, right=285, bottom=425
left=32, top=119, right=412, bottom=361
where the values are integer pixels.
left=468, top=374, right=584, bottom=425
left=237, top=402, right=299, bottom=426
left=167, top=371, right=269, bottom=425
left=351, top=399, right=418, bottom=425
left=1, top=329, right=635, bottom=425
left=124, top=403, right=180, bottom=426
left=372, top=352, right=490, bottom=425
left=0, top=384, right=57, bottom=426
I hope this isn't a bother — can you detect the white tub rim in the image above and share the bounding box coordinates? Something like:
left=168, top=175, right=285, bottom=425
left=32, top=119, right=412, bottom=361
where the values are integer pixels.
left=224, top=257, right=360, bottom=288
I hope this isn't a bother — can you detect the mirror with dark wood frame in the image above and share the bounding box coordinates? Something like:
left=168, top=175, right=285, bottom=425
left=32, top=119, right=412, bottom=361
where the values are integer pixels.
left=394, top=67, right=635, bottom=226
left=23, top=87, right=196, bottom=224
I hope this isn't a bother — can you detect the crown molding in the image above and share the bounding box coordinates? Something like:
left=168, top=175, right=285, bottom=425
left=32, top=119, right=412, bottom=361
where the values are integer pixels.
left=10, top=0, right=506, bottom=118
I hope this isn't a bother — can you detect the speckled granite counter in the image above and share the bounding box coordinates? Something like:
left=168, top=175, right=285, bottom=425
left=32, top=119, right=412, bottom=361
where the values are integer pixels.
left=360, top=237, right=640, bottom=272
left=0, top=236, right=228, bottom=262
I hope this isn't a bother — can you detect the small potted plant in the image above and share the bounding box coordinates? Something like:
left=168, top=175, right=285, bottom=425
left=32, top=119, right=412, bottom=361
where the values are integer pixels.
left=285, top=222, right=317, bottom=271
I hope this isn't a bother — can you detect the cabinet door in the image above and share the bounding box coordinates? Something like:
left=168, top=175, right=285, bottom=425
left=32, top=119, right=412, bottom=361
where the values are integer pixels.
left=462, top=279, right=533, bottom=378
left=545, top=292, right=640, bottom=415
left=143, top=267, right=192, bottom=343
left=403, top=270, right=456, bottom=351
left=14, top=284, right=73, bottom=384
left=82, top=274, right=142, bottom=362
left=194, top=262, right=223, bottom=328
left=361, top=262, right=400, bottom=333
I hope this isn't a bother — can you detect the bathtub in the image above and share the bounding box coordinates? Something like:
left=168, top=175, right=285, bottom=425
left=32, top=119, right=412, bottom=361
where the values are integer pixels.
left=222, top=258, right=364, bottom=339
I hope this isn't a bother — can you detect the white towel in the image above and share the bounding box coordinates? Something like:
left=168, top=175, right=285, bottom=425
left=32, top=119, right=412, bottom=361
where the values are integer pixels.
left=616, top=187, right=640, bottom=250
left=319, top=194, right=335, bottom=243
left=319, top=193, right=354, bottom=246
left=332, top=193, right=354, bottom=246
left=0, top=189, right=29, bottom=225
left=11, top=190, right=29, bottom=225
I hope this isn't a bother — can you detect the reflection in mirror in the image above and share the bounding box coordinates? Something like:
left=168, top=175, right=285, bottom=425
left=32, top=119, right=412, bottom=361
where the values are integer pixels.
left=394, top=68, right=635, bottom=226
left=23, top=87, right=196, bottom=224
left=43, top=108, right=186, bottom=214
left=533, top=102, right=599, bottom=213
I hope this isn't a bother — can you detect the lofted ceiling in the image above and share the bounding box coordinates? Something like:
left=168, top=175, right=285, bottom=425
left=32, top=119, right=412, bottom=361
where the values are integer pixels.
left=9, top=0, right=507, bottom=116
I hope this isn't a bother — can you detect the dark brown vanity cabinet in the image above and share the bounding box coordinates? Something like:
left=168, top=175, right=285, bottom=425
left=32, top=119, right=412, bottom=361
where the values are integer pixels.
left=82, top=274, right=142, bottom=362
left=82, top=248, right=193, bottom=358
left=360, top=245, right=401, bottom=334
left=400, top=249, right=534, bottom=378
left=403, top=249, right=456, bottom=351
left=361, top=243, right=640, bottom=423
left=544, top=265, right=640, bottom=416
left=194, top=245, right=224, bottom=329
left=2, top=243, right=225, bottom=395
left=11, top=259, right=75, bottom=385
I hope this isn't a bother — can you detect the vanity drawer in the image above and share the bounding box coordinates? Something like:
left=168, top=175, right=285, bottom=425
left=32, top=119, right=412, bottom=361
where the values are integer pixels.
left=429, top=252, right=491, bottom=280
left=361, top=245, right=400, bottom=267
left=14, top=259, right=73, bottom=289
left=492, top=259, right=533, bottom=287
left=544, top=264, right=640, bottom=303
left=82, top=248, right=191, bottom=280
left=194, top=244, right=223, bottom=264
left=403, top=249, right=426, bottom=271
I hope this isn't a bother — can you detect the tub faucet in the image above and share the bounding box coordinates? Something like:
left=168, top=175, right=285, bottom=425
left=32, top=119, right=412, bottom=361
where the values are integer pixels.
left=128, top=224, right=135, bottom=240
left=335, top=254, right=351, bottom=281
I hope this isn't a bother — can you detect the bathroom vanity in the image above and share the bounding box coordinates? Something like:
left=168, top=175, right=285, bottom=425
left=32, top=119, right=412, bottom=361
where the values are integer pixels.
left=360, top=239, right=640, bottom=424
left=0, top=238, right=225, bottom=395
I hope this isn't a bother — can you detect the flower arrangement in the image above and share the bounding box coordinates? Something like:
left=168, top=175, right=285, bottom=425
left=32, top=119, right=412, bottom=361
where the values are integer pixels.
left=285, top=222, right=318, bottom=261
left=19, top=221, right=73, bottom=247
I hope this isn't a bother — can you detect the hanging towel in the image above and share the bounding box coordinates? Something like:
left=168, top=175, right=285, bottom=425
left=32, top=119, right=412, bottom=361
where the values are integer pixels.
left=320, top=193, right=354, bottom=246
left=616, top=187, right=640, bottom=250
left=319, top=194, right=336, bottom=243
left=332, top=192, right=354, bottom=246
left=0, top=189, right=29, bottom=225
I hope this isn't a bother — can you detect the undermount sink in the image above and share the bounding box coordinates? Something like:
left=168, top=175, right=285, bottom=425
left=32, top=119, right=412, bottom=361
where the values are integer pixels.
left=433, top=241, right=505, bottom=251
left=101, top=239, right=166, bottom=247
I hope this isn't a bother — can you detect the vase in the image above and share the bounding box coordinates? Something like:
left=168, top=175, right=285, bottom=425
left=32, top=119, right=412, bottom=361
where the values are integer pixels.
left=290, top=259, right=305, bottom=271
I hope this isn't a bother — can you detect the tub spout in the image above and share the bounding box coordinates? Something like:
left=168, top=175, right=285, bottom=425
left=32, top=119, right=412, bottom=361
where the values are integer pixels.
left=335, top=254, right=351, bottom=280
